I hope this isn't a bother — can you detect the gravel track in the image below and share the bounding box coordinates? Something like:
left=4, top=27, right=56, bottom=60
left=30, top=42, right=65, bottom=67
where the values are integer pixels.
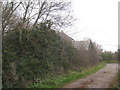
left=63, top=64, right=118, bottom=88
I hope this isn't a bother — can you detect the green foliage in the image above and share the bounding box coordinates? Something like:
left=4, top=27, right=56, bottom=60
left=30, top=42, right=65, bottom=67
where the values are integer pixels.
left=29, top=62, right=106, bottom=88
left=100, top=51, right=114, bottom=61
left=3, top=26, right=83, bottom=87
left=103, top=60, right=120, bottom=63
left=3, top=23, right=104, bottom=88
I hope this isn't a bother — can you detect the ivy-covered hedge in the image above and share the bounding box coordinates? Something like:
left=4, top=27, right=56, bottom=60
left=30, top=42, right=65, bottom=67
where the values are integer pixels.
left=2, top=27, right=83, bottom=88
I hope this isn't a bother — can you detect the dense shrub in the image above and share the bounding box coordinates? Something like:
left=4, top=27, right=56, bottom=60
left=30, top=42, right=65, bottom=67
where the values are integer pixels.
left=2, top=27, right=83, bottom=87
left=100, top=51, right=114, bottom=61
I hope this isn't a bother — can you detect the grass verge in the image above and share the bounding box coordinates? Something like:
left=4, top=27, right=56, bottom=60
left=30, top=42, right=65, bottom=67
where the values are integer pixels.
left=103, top=60, right=120, bottom=63
left=29, top=62, right=106, bottom=88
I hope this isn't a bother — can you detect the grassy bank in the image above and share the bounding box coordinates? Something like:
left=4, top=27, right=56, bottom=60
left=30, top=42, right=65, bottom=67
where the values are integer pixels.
left=103, top=60, right=120, bottom=63
left=29, top=62, right=106, bottom=88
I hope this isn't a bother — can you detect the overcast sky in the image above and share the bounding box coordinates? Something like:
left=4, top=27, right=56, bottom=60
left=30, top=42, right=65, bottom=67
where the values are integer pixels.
left=64, top=0, right=119, bottom=52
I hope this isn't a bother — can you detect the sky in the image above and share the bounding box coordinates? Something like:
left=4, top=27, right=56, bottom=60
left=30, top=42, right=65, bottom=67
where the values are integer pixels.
left=64, top=0, right=119, bottom=52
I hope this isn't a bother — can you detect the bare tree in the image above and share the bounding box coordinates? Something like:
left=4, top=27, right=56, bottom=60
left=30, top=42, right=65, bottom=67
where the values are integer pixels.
left=2, top=0, right=73, bottom=35
left=2, top=2, right=22, bottom=34
left=2, top=0, right=74, bottom=53
left=88, top=39, right=103, bottom=64
left=73, top=38, right=103, bottom=65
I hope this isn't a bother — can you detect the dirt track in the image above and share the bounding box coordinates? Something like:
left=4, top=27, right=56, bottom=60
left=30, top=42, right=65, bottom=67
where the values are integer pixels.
left=63, top=64, right=118, bottom=88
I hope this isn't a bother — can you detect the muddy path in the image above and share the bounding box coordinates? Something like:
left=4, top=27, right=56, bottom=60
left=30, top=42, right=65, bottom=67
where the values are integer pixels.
left=63, top=63, right=118, bottom=88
